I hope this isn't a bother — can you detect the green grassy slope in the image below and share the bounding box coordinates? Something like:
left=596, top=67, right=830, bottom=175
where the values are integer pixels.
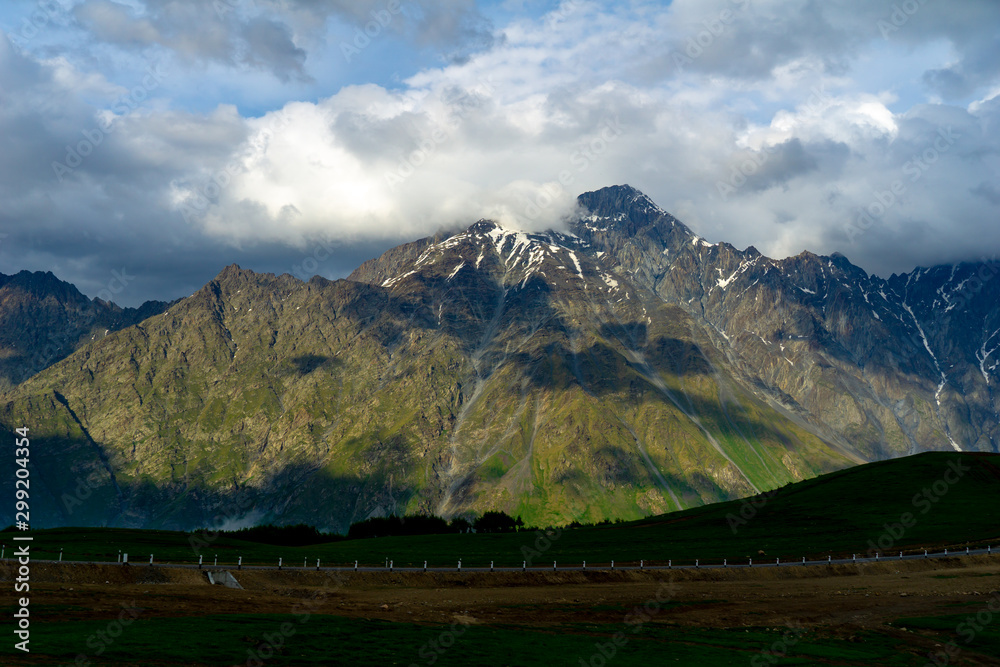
left=0, top=259, right=854, bottom=533
left=13, top=451, right=999, bottom=567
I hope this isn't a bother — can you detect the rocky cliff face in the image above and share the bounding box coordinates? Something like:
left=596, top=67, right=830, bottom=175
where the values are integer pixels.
left=0, top=270, right=171, bottom=392
left=565, top=185, right=999, bottom=460
left=1, top=185, right=995, bottom=532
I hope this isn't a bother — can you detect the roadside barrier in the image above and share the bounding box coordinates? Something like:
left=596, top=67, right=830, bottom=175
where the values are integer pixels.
left=16, top=546, right=997, bottom=573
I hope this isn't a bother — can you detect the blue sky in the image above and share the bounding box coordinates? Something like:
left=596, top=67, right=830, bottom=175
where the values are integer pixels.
left=0, top=0, right=998, bottom=305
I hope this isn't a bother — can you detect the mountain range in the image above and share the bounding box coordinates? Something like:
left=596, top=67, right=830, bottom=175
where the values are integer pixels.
left=2, top=185, right=997, bottom=532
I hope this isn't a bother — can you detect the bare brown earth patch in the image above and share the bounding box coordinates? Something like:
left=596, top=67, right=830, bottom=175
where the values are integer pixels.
left=3, top=555, right=999, bottom=634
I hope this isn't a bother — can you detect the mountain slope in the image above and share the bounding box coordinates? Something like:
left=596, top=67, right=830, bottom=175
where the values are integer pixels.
left=2, top=185, right=995, bottom=532
left=565, top=185, right=999, bottom=459
left=1, top=226, right=852, bottom=531
left=0, top=270, right=171, bottom=391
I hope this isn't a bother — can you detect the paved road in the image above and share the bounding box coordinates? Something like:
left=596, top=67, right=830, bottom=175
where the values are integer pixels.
left=12, top=546, right=996, bottom=573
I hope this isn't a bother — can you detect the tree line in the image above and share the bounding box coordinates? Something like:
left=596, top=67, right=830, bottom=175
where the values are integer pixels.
left=214, top=511, right=532, bottom=546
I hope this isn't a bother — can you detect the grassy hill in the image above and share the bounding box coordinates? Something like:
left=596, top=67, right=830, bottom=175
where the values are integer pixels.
left=11, top=451, right=999, bottom=568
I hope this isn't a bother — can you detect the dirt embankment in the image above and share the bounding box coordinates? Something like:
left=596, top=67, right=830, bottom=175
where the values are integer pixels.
left=3, top=555, right=998, bottom=640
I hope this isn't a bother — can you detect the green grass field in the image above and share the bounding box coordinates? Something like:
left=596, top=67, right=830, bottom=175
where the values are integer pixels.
left=0, top=613, right=957, bottom=666
left=11, top=451, right=999, bottom=568
left=4, top=452, right=1000, bottom=666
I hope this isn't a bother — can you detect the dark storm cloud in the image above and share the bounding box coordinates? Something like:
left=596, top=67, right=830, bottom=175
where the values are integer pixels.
left=1, top=0, right=999, bottom=304
left=281, top=0, right=494, bottom=49
left=0, top=43, right=389, bottom=308
left=241, top=17, right=309, bottom=83
left=0, top=212, right=399, bottom=307
left=658, top=0, right=1000, bottom=101
left=69, top=0, right=495, bottom=81
left=872, top=0, right=1000, bottom=100
left=923, top=39, right=1000, bottom=101
left=971, top=183, right=1000, bottom=207
left=660, top=0, right=863, bottom=80
left=734, top=138, right=821, bottom=193
left=0, top=27, right=251, bottom=306
left=814, top=102, right=1000, bottom=276
left=73, top=0, right=309, bottom=80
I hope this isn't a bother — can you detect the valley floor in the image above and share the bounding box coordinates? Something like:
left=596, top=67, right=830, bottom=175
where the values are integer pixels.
left=2, top=557, right=1000, bottom=665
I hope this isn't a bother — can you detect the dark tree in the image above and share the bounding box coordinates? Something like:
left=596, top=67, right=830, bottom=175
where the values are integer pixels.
left=347, top=514, right=450, bottom=539
left=473, top=511, right=524, bottom=534
left=219, top=523, right=340, bottom=546
left=449, top=517, right=473, bottom=533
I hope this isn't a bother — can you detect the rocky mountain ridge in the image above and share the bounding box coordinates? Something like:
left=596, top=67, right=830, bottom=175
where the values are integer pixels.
left=1, top=185, right=995, bottom=531
left=564, top=186, right=999, bottom=458
left=0, top=270, right=172, bottom=392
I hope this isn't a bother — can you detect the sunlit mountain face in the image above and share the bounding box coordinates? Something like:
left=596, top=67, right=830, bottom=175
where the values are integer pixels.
left=2, top=186, right=996, bottom=531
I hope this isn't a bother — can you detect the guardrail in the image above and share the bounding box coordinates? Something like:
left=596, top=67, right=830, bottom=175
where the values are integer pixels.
left=4, top=545, right=995, bottom=573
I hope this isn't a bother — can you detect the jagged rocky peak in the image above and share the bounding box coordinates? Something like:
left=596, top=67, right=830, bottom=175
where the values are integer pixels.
left=467, top=218, right=500, bottom=234
left=577, top=184, right=659, bottom=218
left=208, top=263, right=292, bottom=295
left=373, top=216, right=596, bottom=292
left=0, top=269, right=173, bottom=389
left=575, top=184, right=687, bottom=237
left=1, top=269, right=89, bottom=304
left=354, top=186, right=687, bottom=290
left=212, top=263, right=261, bottom=284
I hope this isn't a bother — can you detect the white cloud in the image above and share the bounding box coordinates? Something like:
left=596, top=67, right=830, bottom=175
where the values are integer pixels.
left=1, top=0, right=1000, bottom=304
